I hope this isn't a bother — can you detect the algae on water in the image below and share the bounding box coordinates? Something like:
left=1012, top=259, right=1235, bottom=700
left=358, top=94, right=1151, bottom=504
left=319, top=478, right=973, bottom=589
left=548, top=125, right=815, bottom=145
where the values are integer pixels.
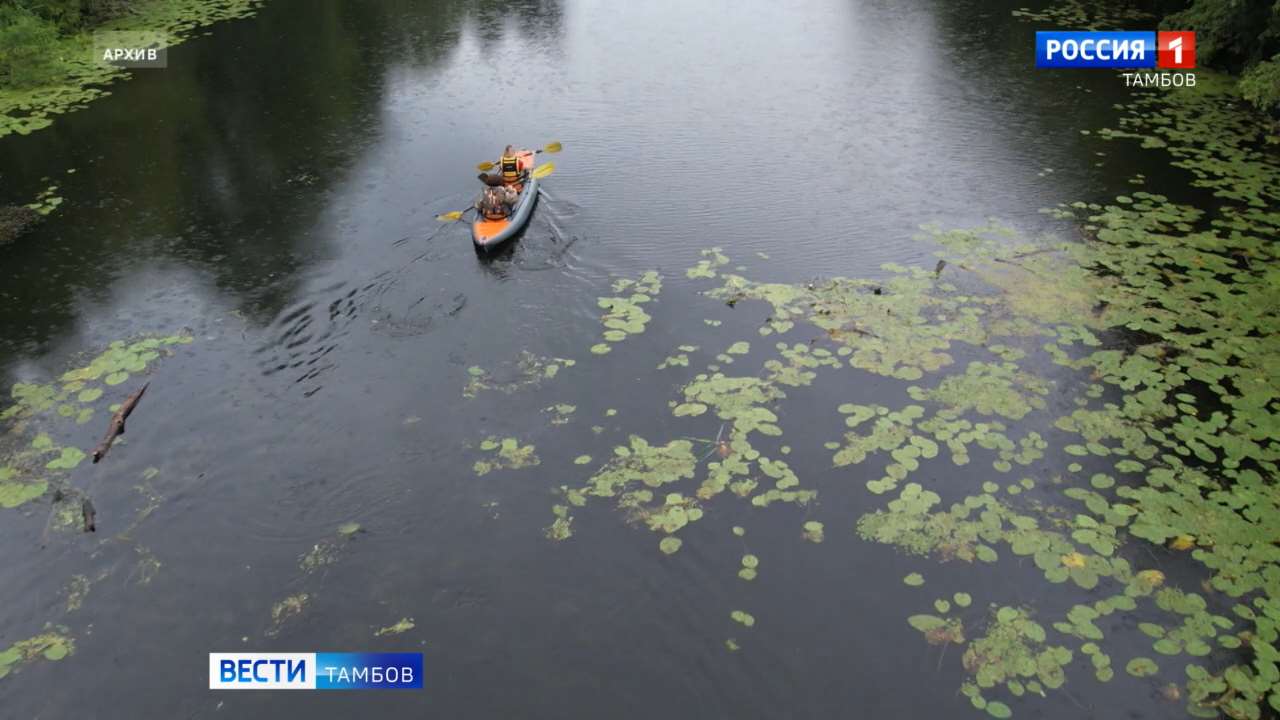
left=1, top=333, right=191, bottom=514
left=539, top=64, right=1280, bottom=720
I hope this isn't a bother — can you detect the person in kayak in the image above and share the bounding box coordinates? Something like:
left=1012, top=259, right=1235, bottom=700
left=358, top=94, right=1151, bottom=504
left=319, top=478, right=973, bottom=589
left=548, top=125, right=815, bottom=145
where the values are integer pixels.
left=478, top=145, right=527, bottom=188
left=475, top=184, right=517, bottom=220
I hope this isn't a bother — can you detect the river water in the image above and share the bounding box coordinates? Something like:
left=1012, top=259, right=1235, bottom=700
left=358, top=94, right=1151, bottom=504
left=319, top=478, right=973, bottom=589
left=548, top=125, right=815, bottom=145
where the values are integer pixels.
left=0, top=0, right=1224, bottom=717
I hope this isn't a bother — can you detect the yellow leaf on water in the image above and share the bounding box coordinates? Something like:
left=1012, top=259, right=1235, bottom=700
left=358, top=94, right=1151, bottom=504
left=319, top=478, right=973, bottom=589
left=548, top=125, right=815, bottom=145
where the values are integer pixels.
left=1169, top=535, right=1195, bottom=551
left=1061, top=552, right=1087, bottom=569
left=1137, top=569, right=1165, bottom=588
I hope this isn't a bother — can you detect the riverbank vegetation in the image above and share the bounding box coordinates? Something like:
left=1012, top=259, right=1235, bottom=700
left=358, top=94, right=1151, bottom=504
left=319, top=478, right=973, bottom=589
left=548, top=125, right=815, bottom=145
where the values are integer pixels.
left=1160, top=0, right=1280, bottom=112
left=0, top=0, right=263, bottom=138
left=1014, top=0, right=1279, bottom=114
left=1, top=1, right=135, bottom=89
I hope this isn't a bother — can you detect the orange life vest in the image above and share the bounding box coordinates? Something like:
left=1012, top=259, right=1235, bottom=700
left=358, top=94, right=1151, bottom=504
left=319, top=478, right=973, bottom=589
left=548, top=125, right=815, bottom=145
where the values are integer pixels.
left=500, top=154, right=522, bottom=185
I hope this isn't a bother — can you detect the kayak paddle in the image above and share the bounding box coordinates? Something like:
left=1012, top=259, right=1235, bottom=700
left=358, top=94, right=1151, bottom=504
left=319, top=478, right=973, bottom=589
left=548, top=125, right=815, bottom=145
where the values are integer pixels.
left=436, top=207, right=475, bottom=222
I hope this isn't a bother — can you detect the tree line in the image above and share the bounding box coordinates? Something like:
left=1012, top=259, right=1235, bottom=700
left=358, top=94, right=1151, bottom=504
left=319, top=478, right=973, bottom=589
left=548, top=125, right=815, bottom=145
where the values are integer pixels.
left=1156, top=0, right=1280, bottom=111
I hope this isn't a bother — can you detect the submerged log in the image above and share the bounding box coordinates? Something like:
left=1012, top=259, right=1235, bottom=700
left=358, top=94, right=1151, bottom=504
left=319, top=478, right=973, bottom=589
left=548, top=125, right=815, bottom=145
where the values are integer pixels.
left=92, top=382, right=149, bottom=464
left=81, top=498, right=96, bottom=533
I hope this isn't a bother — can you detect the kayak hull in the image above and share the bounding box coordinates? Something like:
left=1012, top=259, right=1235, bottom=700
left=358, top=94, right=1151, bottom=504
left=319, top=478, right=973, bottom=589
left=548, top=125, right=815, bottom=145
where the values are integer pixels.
left=472, top=150, right=538, bottom=252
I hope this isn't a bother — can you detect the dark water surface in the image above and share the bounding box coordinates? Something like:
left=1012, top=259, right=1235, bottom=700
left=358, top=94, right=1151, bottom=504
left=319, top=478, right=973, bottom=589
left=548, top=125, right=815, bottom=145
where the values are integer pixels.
left=0, top=0, right=1196, bottom=717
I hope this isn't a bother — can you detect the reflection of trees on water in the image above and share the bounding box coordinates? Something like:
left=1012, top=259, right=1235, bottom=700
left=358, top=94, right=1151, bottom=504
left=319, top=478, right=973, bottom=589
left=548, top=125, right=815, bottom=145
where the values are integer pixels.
left=0, top=0, right=564, bottom=360
left=467, top=0, right=565, bottom=52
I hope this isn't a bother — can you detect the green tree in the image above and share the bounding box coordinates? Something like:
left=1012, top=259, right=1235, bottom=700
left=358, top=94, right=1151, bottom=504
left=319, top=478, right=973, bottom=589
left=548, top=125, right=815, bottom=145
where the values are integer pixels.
left=1161, top=0, right=1280, bottom=111
left=1239, top=54, right=1280, bottom=111
left=0, top=4, right=61, bottom=88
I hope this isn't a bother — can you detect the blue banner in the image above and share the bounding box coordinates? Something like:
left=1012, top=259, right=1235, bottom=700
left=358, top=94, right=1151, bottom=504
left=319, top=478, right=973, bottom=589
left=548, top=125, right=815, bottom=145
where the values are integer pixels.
left=210, top=652, right=423, bottom=690
left=315, top=653, right=423, bottom=690
left=1036, top=31, right=1156, bottom=68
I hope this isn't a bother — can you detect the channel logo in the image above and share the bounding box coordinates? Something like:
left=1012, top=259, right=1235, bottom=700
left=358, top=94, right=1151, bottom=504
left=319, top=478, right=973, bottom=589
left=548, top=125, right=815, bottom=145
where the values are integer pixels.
left=209, top=652, right=423, bottom=690
left=1036, top=31, right=1196, bottom=69
left=1157, top=31, right=1195, bottom=69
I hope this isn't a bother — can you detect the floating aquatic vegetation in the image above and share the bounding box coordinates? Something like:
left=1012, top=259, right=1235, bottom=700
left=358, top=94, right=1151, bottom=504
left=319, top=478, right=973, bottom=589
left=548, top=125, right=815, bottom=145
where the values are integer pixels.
left=375, top=618, right=415, bottom=637
left=0, top=334, right=188, bottom=516
left=63, top=574, right=91, bottom=612
left=592, top=271, right=662, bottom=354
left=802, top=520, right=824, bottom=543
left=908, top=613, right=965, bottom=646
left=545, top=504, right=573, bottom=541
left=300, top=523, right=361, bottom=573
left=547, top=437, right=697, bottom=544
left=132, top=545, right=161, bottom=585
left=678, top=374, right=783, bottom=436
left=0, top=0, right=266, bottom=138
left=473, top=437, right=540, bottom=476
left=540, top=56, right=1280, bottom=719
left=687, top=247, right=730, bottom=279
left=0, top=467, right=46, bottom=509
left=709, top=269, right=985, bottom=379
left=904, top=572, right=925, bottom=587
left=831, top=400, right=1047, bottom=495
left=660, top=536, right=682, bottom=555
left=463, top=353, right=575, bottom=398
left=857, top=480, right=1157, bottom=596
left=24, top=184, right=63, bottom=216
left=579, top=437, right=697, bottom=499
left=960, top=607, right=1071, bottom=713
left=267, top=593, right=309, bottom=637
left=0, top=628, right=74, bottom=680
left=908, top=362, right=1050, bottom=421
left=544, top=404, right=576, bottom=426
left=631, top=492, right=704, bottom=535
left=658, top=353, right=689, bottom=369
left=730, top=610, right=755, bottom=628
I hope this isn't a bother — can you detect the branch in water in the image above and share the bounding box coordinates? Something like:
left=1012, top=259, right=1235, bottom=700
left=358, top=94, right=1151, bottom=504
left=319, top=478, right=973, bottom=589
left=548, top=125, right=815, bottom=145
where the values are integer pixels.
left=92, top=382, right=149, bottom=464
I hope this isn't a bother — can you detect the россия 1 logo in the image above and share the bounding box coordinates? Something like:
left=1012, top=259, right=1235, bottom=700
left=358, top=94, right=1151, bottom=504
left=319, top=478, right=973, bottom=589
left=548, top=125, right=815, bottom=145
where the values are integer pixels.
left=1157, top=31, right=1195, bottom=69
left=1036, top=31, right=1196, bottom=88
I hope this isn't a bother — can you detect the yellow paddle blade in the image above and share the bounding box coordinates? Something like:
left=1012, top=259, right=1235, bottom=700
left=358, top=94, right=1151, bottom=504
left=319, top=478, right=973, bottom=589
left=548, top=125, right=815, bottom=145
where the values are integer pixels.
left=476, top=161, right=496, bottom=172
left=437, top=210, right=466, bottom=222
left=543, top=141, right=562, bottom=154
left=532, top=162, right=555, bottom=179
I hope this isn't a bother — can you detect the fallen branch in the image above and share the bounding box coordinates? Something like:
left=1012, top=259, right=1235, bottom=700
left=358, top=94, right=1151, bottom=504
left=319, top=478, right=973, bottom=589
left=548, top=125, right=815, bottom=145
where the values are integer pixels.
left=993, top=246, right=1061, bottom=267
left=92, top=383, right=149, bottom=464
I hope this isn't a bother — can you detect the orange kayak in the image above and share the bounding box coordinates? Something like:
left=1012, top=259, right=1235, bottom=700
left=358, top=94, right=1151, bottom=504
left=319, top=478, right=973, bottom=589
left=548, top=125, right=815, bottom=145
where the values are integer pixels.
left=472, top=149, right=539, bottom=252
